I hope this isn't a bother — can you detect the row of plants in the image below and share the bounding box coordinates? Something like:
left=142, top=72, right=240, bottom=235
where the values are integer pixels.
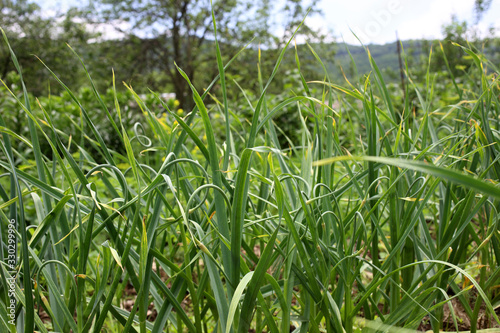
left=1, top=12, right=500, bottom=333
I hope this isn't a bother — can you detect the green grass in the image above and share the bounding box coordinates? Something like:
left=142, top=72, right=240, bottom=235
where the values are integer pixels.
left=1, top=13, right=500, bottom=333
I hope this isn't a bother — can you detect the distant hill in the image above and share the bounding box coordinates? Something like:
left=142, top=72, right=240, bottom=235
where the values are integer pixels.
left=322, top=40, right=429, bottom=83
left=283, top=39, right=432, bottom=86
left=319, top=38, right=499, bottom=83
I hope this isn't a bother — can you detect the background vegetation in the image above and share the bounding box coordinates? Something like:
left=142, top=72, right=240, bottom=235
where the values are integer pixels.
left=1, top=0, right=500, bottom=332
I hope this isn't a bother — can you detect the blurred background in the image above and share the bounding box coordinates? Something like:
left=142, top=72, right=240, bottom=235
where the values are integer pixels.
left=1, top=0, right=499, bottom=153
left=1, top=0, right=498, bottom=102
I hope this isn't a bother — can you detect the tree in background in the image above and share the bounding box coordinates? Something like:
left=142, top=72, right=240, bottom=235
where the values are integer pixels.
left=0, top=0, right=95, bottom=94
left=415, top=0, right=497, bottom=80
left=474, top=0, right=493, bottom=23
left=84, top=0, right=327, bottom=109
left=435, top=15, right=471, bottom=77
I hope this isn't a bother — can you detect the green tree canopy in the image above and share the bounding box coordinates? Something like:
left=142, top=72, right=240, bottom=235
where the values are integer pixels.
left=84, top=0, right=326, bottom=109
left=0, top=0, right=95, bottom=94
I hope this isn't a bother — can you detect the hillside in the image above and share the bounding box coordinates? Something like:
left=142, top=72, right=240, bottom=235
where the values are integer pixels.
left=325, top=39, right=499, bottom=83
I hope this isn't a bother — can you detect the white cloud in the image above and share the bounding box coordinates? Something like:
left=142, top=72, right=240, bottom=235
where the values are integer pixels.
left=321, top=0, right=500, bottom=44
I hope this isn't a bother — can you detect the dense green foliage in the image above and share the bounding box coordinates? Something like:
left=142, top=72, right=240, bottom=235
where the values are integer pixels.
left=2, top=5, right=500, bottom=333
left=1, top=0, right=327, bottom=111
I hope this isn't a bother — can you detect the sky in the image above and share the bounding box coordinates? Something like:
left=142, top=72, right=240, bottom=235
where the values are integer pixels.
left=313, top=0, right=500, bottom=44
left=37, top=0, right=500, bottom=45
